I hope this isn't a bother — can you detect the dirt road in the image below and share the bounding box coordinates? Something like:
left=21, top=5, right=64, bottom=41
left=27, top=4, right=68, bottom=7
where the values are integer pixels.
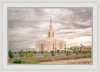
left=40, top=58, right=92, bottom=64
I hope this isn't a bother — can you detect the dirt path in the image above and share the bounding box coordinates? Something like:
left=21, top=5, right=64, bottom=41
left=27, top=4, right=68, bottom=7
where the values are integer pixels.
left=40, top=58, right=92, bottom=64
left=23, top=55, right=91, bottom=61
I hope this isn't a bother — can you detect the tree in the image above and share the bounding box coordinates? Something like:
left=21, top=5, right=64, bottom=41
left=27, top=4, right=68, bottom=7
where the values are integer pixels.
left=77, top=48, right=79, bottom=50
left=83, top=51, right=87, bottom=55
left=26, top=51, right=34, bottom=57
left=8, top=50, right=13, bottom=58
left=44, top=51, right=48, bottom=57
left=19, top=50, right=24, bottom=57
left=15, top=52, right=17, bottom=54
left=57, top=50, right=59, bottom=54
left=51, top=50, right=55, bottom=56
left=73, top=50, right=75, bottom=53
left=80, top=47, right=82, bottom=50
left=33, top=51, right=36, bottom=54
left=30, top=51, right=34, bottom=57
left=65, top=48, right=66, bottom=53
left=41, top=50, right=44, bottom=54
left=75, top=51, right=79, bottom=55
left=69, top=51, right=72, bottom=55
left=66, top=51, right=69, bottom=56
left=89, top=51, right=92, bottom=55
left=70, top=47, right=73, bottom=50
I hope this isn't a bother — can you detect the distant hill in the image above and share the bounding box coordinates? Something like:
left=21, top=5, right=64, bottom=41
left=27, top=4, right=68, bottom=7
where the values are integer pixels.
left=8, top=48, right=35, bottom=52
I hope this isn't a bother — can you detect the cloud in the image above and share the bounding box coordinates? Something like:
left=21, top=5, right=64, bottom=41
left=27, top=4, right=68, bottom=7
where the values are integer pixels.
left=8, top=7, right=92, bottom=49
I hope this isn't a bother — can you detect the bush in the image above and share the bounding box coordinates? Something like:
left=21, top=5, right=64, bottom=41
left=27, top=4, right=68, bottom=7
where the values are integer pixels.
left=73, top=50, right=75, bottom=53
left=66, top=51, right=69, bottom=56
left=57, top=50, right=59, bottom=54
left=66, top=51, right=72, bottom=56
left=26, top=51, right=34, bottom=57
left=19, top=50, right=24, bottom=57
left=70, top=48, right=73, bottom=50
left=69, top=51, right=72, bottom=55
left=8, top=50, right=14, bottom=58
left=89, top=51, right=92, bottom=55
left=51, top=50, right=55, bottom=56
left=83, top=51, right=87, bottom=55
left=41, top=50, right=44, bottom=54
left=75, top=51, right=79, bottom=55
left=33, top=51, right=36, bottom=54
left=15, top=52, right=17, bottom=54
left=13, top=59, right=22, bottom=63
left=44, top=51, right=48, bottom=57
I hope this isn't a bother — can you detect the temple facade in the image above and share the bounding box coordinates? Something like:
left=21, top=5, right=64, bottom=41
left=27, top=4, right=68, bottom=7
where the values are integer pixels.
left=35, top=17, right=66, bottom=52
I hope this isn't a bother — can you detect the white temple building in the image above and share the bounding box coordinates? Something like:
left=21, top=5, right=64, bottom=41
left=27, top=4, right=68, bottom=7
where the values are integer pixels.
left=35, top=17, right=66, bottom=52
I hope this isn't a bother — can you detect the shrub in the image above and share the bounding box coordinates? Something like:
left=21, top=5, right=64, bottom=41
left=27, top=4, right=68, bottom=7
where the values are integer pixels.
left=51, top=53, right=55, bottom=56
left=75, top=51, right=79, bottom=55
left=80, top=47, right=82, bottom=49
left=26, top=51, right=34, bottom=57
left=44, top=51, right=48, bottom=57
left=83, top=51, right=87, bottom=55
left=15, top=52, right=17, bottom=54
left=57, top=50, right=59, bottom=54
left=13, top=59, right=22, bottom=63
left=19, top=50, right=24, bottom=57
left=51, top=50, right=55, bottom=56
left=51, top=50, right=53, bottom=54
left=73, top=50, right=75, bottom=53
left=41, top=50, right=44, bottom=54
left=70, top=48, right=73, bottom=50
left=66, top=51, right=69, bottom=56
left=30, top=51, right=34, bottom=57
left=69, top=51, right=72, bottom=55
left=89, top=51, right=92, bottom=55
left=8, top=50, right=14, bottom=58
left=33, top=51, right=36, bottom=54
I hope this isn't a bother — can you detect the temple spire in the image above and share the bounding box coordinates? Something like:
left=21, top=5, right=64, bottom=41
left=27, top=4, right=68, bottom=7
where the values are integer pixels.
left=50, top=16, right=53, bottom=29
left=48, top=16, right=54, bottom=37
left=50, top=16, right=52, bottom=24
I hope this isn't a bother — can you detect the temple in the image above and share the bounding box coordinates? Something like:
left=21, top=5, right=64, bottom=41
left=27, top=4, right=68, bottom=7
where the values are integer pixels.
left=35, top=16, right=66, bottom=52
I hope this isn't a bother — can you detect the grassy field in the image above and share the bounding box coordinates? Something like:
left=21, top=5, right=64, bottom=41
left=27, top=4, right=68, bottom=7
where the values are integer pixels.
left=12, top=55, right=91, bottom=64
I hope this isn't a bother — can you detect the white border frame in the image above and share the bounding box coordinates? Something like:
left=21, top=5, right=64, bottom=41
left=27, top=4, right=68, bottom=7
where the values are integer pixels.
left=1, top=2, right=98, bottom=71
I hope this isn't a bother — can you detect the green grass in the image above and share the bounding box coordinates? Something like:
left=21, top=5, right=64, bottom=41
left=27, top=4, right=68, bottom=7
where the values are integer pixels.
left=13, top=59, right=40, bottom=64
left=39, top=59, right=53, bottom=62
left=38, top=56, right=91, bottom=62
left=13, top=56, right=91, bottom=64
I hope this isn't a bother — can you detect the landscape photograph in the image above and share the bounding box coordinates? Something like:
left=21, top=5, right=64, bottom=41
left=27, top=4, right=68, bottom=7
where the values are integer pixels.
left=8, top=7, right=92, bottom=64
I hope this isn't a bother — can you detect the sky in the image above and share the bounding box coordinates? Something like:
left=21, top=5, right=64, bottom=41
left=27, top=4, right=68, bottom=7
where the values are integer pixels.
left=8, top=7, right=92, bottom=49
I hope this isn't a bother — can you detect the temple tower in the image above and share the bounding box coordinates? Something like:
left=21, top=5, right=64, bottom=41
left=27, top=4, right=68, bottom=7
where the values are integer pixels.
left=48, top=16, right=54, bottom=37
